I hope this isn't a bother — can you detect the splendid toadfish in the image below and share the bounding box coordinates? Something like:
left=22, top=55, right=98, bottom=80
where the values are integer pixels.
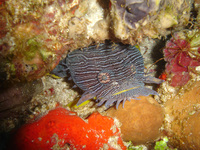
left=52, top=41, right=163, bottom=108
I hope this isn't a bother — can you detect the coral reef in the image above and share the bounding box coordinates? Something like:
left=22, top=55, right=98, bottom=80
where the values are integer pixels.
left=0, top=0, right=108, bottom=81
left=9, top=107, right=126, bottom=150
left=0, top=0, right=195, bottom=81
left=0, top=17, right=65, bottom=81
left=110, top=0, right=192, bottom=43
left=163, top=29, right=200, bottom=87
left=0, top=0, right=199, bottom=149
left=163, top=81, right=200, bottom=149
left=110, top=0, right=158, bottom=29
left=105, top=96, right=164, bottom=144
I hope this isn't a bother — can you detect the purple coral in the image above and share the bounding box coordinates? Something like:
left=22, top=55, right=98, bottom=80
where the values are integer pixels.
left=163, top=31, right=200, bottom=87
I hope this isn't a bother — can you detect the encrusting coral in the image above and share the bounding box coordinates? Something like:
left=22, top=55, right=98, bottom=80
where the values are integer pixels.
left=9, top=107, right=126, bottom=150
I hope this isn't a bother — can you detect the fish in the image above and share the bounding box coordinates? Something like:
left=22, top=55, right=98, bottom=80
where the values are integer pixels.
left=51, top=41, right=163, bottom=108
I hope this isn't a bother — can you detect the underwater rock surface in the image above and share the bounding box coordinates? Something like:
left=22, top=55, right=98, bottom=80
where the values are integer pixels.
left=52, top=42, right=163, bottom=108
left=0, top=80, right=43, bottom=121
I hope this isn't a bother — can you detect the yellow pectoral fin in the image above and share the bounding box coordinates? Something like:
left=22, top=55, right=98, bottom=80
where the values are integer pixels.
left=113, top=86, right=140, bottom=96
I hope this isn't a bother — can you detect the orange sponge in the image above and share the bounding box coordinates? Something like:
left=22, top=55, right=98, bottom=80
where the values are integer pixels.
left=10, top=107, right=126, bottom=150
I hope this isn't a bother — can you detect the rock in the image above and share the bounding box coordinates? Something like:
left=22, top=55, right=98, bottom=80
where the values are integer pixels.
left=0, top=79, right=43, bottom=120
left=105, top=96, right=164, bottom=145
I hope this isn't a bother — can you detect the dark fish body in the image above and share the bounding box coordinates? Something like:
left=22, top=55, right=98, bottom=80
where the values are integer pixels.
left=52, top=42, right=163, bottom=108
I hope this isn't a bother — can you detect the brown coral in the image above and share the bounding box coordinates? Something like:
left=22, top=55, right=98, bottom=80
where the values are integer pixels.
left=105, top=96, right=164, bottom=145
left=164, top=81, right=200, bottom=149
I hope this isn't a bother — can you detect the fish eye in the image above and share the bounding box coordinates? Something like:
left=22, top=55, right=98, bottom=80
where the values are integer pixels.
left=98, top=71, right=111, bottom=84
